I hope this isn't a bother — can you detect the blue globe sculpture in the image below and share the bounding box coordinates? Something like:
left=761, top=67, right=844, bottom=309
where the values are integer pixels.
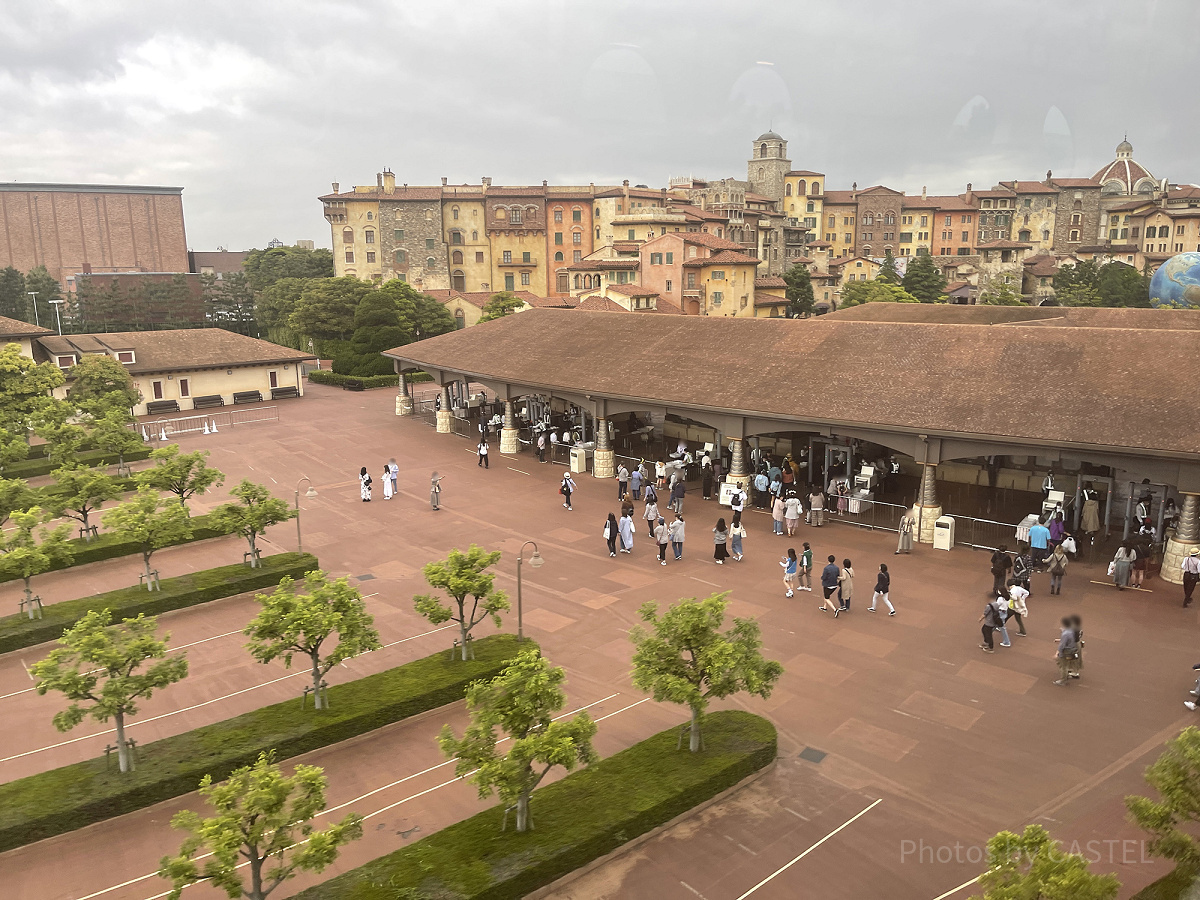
left=1149, top=252, right=1200, bottom=308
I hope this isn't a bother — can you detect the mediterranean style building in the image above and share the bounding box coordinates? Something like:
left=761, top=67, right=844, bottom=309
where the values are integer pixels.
left=321, top=136, right=1198, bottom=316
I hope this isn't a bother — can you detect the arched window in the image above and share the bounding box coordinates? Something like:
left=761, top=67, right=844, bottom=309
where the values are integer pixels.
left=760, top=143, right=767, bottom=157
left=472, top=230, right=478, bottom=240
left=1073, top=200, right=1082, bottom=210
left=494, top=207, right=506, bottom=221
left=454, top=309, right=465, bottom=329
left=1018, top=229, right=1031, bottom=242
left=342, top=227, right=354, bottom=243
left=451, top=231, right=462, bottom=244
left=452, top=206, right=460, bottom=219
left=366, top=211, right=373, bottom=220
left=394, top=249, right=406, bottom=263
left=364, top=229, right=374, bottom=244
left=757, top=168, right=764, bottom=180
left=574, top=274, right=581, bottom=289
left=426, top=256, right=436, bottom=267
left=596, top=227, right=600, bottom=239
left=452, top=250, right=463, bottom=264
left=452, top=269, right=465, bottom=291
left=554, top=251, right=564, bottom=261
left=554, top=207, right=563, bottom=223
left=785, top=183, right=793, bottom=196
left=812, top=182, right=820, bottom=194
left=807, top=201, right=815, bottom=213
left=797, top=180, right=806, bottom=195
left=424, top=209, right=432, bottom=221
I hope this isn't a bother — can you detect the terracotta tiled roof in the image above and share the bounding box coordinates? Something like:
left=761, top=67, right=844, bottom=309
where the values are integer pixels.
left=647, top=295, right=682, bottom=314
left=786, top=170, right=825, bottom=177
left=1049, top=178, right=1101, bottom=188
left=36, top=329, right=313, bottom=374
left=929, top=195, right=979, bottom=210
left=745, top=192, right=778, bottom=203
left=426, top=289, right=542, bottom=309
left=383, top=308, right=1200, bottom=456
left=575, top=296, right=627, bottom=312
left=999, top=181, right=1059, bottom=194
left=1094, top=157, right=1155, bottom=190
left=1167, top=185, right=1200, bottom=201
left=1106, top=199, right=1154, bottom=212
left=681, top=250, right=760, bottom=268
left=821, top=191, right=859, bottom=204
left=486, top=186, right=547, bottom=197
left=969, top=189, right=1018, bottom=199
left=606, top=283, right=659, bottom=297
left=1077, top=244, right=1141, bottom=254
left=0, top=314, right=52, bottom=338
left=857, top=185, right=903, bottom=196
left=754, top=275, right=787, bottom=288
left=828, top=255, right=875, bottom=268
left=945, top=281, right=971, bottom=292
left=319, top=187, right=442, bottom=201
left=975, top=239, right=1033, bottom=249
left=680, top=232, right=744, bottom=250
left=565, top=259, right=641, bottom=271
left=901, top=197, right=942, bottom=208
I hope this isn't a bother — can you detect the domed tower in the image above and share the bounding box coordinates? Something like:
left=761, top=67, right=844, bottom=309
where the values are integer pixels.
left=1094, top=139, right=1156, bottom=196
left=748, top=131, right=791, bottom=201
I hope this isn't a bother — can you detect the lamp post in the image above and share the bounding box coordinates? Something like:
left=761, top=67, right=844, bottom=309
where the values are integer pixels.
left=27, top=291, right=39, bottom=327
left=294, top=477, right=318, bottom=554
left=49, top=299, right=64, bottom=335
left=515, top=540, right=544, bottom=641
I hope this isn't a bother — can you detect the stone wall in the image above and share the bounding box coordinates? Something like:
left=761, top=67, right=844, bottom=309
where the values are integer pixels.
left=379, top=200, right=450, bottom=291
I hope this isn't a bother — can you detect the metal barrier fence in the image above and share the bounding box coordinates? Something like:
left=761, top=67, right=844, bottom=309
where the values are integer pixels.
left=144, top=405, right=280, bottom=439
left=415, top=398, right=437, bottom=427
left=827, top=498, right=909, bottom=533
left=951, top=515, right=1020, bottom=551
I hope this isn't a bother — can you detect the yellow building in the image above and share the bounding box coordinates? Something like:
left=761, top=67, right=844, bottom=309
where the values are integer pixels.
left=784, top=169, right=824, bottom=246
left=425, top=289, right=546, bottom=329
left=829, top=255, right=881, bottom=301
left=821, top=191, right=859, bottom=260
left=996, top=180, right=1060, bottom=254
left=322, top=186, right=384, bottom=281
left=752, top=275, right=788, bottom=317
left=682, top=250, right=759, bottom=316
left=441, top=189, right=491, bottom=292
left=899, top=196, right=939, bottom=257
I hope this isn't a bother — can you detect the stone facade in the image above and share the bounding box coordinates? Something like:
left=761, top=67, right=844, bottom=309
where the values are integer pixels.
left=1049, top=179, right=1102, bottom=251
left=747, top=133, right=790, bottom=202
left=379, top=196, right=449, bottom=292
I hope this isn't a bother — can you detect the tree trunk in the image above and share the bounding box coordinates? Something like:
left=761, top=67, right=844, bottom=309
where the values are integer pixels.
left=114, top=710, right=132, bottom=773
left=143, top=550, right=155, bottom=591
left=247, top=535, right=260, bottom=567
left=80, top=508, right=92, bottom=542
left=515, top=791, right=531, bottom=833
left=689, top=705, right=701, bottom=752
left=22, top=577, right=34, bottom=619
left=311, top=653, right=324, bottom=709
left=248, top=849, right=264, bottom=900
left=458, top=618, right=472, bottom=661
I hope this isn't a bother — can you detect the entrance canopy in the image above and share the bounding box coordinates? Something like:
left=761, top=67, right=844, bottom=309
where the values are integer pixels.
left=383, top=305, right=1200, bottom=489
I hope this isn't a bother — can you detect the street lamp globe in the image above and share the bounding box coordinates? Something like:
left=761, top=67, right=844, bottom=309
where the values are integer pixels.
left=305, top=486, right=318, bottom=499
left=529, top=550, right=544, bottom=568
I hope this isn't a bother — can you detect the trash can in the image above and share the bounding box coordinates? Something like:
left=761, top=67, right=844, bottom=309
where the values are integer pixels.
left=569, top=447, right=592, bottom=474
left=933, top=515, right=955, bottom=551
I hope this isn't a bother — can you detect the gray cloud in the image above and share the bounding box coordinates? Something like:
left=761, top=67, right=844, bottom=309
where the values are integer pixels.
left=1, top=0, right=1194, bottom=251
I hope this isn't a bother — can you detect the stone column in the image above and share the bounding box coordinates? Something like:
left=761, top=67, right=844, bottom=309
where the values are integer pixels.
left=1162, top=493, right=1200, bottom=586
left=911, top=464, right=943, bottom=544
left=728, top=438, right=750, bottom=489
left=593, top=417, right=614, bottom=479
left=396, top=392, right=413, bottom=416
left=435, top=385, right=452, bottom=434
left=500, top=401, right=519, bottom=455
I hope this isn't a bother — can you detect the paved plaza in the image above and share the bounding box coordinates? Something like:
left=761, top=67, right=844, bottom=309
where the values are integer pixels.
left=1, top=383, right=1195, bottom=900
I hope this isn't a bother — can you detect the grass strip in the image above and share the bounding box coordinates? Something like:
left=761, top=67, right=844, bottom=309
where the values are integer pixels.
left=0, top=511, right=229, bottom=585
left=0, top=552, right=317, bottom=656
left=292, top=709, right=777, bottom=900
left=0, top=632, right=527, bottom=853
left=1130, top=866, right=1198, bottom=899
left=4, top=446, right=152, bottom=479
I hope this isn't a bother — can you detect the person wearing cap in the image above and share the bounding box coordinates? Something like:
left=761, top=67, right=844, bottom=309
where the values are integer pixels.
left=1183, top=546, right=1200, bottom=609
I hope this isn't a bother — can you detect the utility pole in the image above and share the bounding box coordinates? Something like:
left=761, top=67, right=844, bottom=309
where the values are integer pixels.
left=26, top=291, right=40, bottom=327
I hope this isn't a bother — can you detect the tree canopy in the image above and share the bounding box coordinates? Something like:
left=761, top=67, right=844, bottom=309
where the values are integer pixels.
left=0, top=506, right=73, bottom=614
left=243, top=245, right=335, bottom=292
left=102, top=485, right=194, bottom=588
left=414, top=544, right=510, bottom=660
left=210, top=480, right=295, bottom=567
left=782, top=262, right=815, bottom=318
left=1127, top=725, right=1200, bottom=870
left=47, top=466, right=121, bottom=540
left=901, top=252, right=947, bottom=303
left=376, top=279, right=455, bottom=339
left=877, top=249, right=901, bottom=284
left=66, top=353, right=142, bottom=414
left=0, top=343, right=66, bottom=471
left=839, top=280, right=920, bottom=308
left=479, top=291, right=527, bottom=322
left=978, top=281, right=1025, bottom=306
left=137, top=445, right=225, bottom=512
left=333, top=290, right=411, bottom=377
left=0, top=266, right=27, bottom=320
left=255, top=277, right=313, bottom=330
left=288, top=277, right=374, bottom=342
left=970, top=824, right=1119, bottom=900
left=201, top=271, right=257, bottom=336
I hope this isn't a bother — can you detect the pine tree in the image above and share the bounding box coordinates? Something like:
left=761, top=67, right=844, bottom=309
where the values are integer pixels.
left=782, top=262, right=815, bottom=317
left=901, top=252, right=947, bottom=303
left=878, top=250, right=900, bottom=284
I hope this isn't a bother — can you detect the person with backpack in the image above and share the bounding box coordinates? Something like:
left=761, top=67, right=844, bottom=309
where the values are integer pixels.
left=1054, top=616, right=1079, bottom=685
left=990, top=546, right=1013, bottom=596
left=979, top=596, right=1003, bottom=653
left=560, top=472, right=577, bottom=510
left=798, top=542, right=813, bottom=592
left=670, top=477, right=686, bottom=515
left=1013, top=544, right=1034, bottom=596
left=477, top=438, right=490, bottom=468
left=869, top=563, right=895, bottom=615
left=616, top=462, right=629, bottom=499
left=1046, top=543, right=1069, bottom=595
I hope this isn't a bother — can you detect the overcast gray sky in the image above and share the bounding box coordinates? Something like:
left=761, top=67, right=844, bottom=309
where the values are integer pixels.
left=2, top=0, right=1194, bottom=251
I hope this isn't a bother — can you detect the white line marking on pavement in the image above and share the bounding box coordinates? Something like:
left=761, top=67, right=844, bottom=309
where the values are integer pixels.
left=930, top=875, right=981, bottom=900
left=680, top=881, right=708, bottom=898
left=733, top=798, right=882, bottom=899
left=782, top=806, right=809, bottom=821
left=508, top=467, right=531, bottom=475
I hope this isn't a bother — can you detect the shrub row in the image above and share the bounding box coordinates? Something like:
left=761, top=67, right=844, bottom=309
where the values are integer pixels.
left=307, top=371, right=399, bottom=389
left=0, top=511, right=229, bottom=585
left=293, top=709, right=777, bottom=900
left=4, top=446, right=153, bottom=479
left=0, top=633, right=527, bottom=853
left=0, top=551, right=317, bottom=656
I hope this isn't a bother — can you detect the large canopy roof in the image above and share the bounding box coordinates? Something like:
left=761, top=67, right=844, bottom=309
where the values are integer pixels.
left=384, top=306, right=1200, bottom=460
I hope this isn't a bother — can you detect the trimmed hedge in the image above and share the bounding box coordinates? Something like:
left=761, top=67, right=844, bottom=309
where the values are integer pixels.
left=307, top=371, right=399, bottom=389
left=1131, top=867, right=1198, bottom=900
left=0, top=511, right=229, bottom=585
left=293, top=710, right=777, bottom=900
left=0, top=633, right=527, bottom=853
left=4, top=446, right=152, bottom=479
left=0, top=552, right=317, bottom=656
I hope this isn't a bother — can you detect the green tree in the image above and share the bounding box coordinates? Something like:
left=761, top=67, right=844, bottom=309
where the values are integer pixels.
left=631, top=592, right=783, bottom=752
left=478, top=291, right=527, bottom=322
left=878, top=249, right=901, bottom=284
left=0, top=266, right=26, bottom=320
left=211, top=480, right=295, bottom=567
left=333, top=290, right=411, bottom=376
left=0, top=507, right=73, bottom=616
left=839, top=280, right=920, bottom=308
left=201, top=272, right=257, bottom=335
left=75, top=275, right=126, bottom=332
left=1097, top=260, right=1151, bottom=308
left=0, top=343, right=66, bottom=471
left=1127, top=726, right=1200, bottom=870
left=243, top=245, right=335, bottom=292
left=0, top=475, right=37, bottom=528
left=377, top=279, right=455, bottom=340
left=48, top=466, right=121, bottom=540
left=979, top=281, right=1025, bottom=306
left=137, top=445, right=225, bottom=513
left=901, top=251, right=948, bottom=303
left=24, top=265, right=62, bottom=330
left=438, top=648, right=597, bottom=833
left=102, top=486, right=194, bottom=589
left=67, top=353, right=142, bottom=414
left=1056, top=282, right=1103, bottom=307
left=89, top=406, right=144, bottom=476
left=782, top=262, right=815, bottom=318
left=414, top=545, right=510, bottom=660
left=970, top=824, right=1119, bottom=900
left=256, top=277, right=312, bottom=330
left=158, top=751, right=362, bottom=900
left=33, top=420, right=88, bottom=470
left=244, top=570, right=381, bottom=709
left=31, top=609, right=188, bottom=772
left=288, top=276, right=373, bottom=342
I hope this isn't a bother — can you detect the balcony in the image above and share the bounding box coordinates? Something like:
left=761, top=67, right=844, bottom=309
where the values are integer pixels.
left=498, top=257, right=537, bottom=266
left=323, top=205, right=347, bottom=223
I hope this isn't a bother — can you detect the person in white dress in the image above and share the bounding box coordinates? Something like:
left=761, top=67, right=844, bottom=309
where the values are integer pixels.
left=382, top=465, right=394, bottom=500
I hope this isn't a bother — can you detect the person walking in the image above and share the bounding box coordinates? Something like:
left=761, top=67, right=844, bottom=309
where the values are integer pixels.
left=994, top=591, right=1013, bottom=647
left=536, top=432, right=547, bottom=463
left=702, top=463, right=714, bottom=501
left=604, top=512, right=618, bottom=557
left=781, top=548, right=798, bottom=597
left=359, top=466, right=372, bottom=502
left=1131, top=540, right=1148, bottom=589
left=808, top=487, right=825, bottom=527
left=630, top=465, right=643, bottom=501
left=1081, top=484, right=1101, bottom=537
left=799, top=543, right=813, bottom=592
left=621, top=492, right=635, bottom=519
left=1048, top=511, right=1065, bottom=549
left=643, top=496, right=660, bottom=539
left=869, top=563, right=896, bottom=615
left=1054, top=616, right=1078, bottom=685
left=669, top=512, right=685, bottom=560
left=1013, top=544, right=1034, bottom=596
left=644, top=479, right=658, bottom=507
left=560, top=472, right=577, bottom=510
left=754, top=471, right=770, bottom=510
left=616, top=463, right=629, bottom=500
left=772, top=494, right=786, bottom=535
left=730, top=511, right=747, bottom=562
left=979, top=596, right=1003, bottom=653
left=381, top=465, right=394, bottom=501
left=730, top=483, right=746, bottom=517
left=1046, top=543, right=1069, bottom=595
left=477, top=438, right=490, bottom=468
left=784, top=492, right=802, bottom=536
left=654, top=516, right=670, bottom=565
left=896, top=513, right=914, bottom=555
left=671, top=477, right=686, bottom=516
left=713, top=517, right=730, bottom=565
left=1006, top=580, right=1029, bottom=637
left=1028, top=518, right=1051, bottom=570
left=618, top=510, right=634, bottom=554
left=837, top=558, right=854, bottom=613
left=388, top=459, right=399, bottom=496
left=819, top=555, right=841, bottom=615
left=1068, top=614, right=1084, bottom=679
left=990, top=546, right=1013, bottom=596
left=1112, top=541, right=1135, bottom=590
left=1182, top=547, right=1200, bottom=608
left=430, top=472, right=443, bottom=510
left=655, top=460, right=667, bottom=491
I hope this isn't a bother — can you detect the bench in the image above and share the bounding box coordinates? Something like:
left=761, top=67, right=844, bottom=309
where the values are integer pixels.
left=342, top=379, right=365, bottom=392
left=232, top=390, right=263, bottom=405
left=146, top=400, right=180, bottom=414
left=192, top=395, right=225, bottom=410
left=270, top=386, right=301, bottom=400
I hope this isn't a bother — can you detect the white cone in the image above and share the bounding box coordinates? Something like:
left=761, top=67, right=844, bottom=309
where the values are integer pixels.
left=203, top=421, right=210, bottom=435
left=141, top=426, right=149, bottom=441
left=211, top=419, right=219, bottom=433
left=159, top=428, right=168, bottom=441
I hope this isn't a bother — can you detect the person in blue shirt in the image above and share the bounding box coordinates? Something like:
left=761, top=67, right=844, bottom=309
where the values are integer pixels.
left=1028, top=519, right=1052, bottom=569
left=819, top=555, right=843, bottom=617
left=780, top=548, right=798, bottom=597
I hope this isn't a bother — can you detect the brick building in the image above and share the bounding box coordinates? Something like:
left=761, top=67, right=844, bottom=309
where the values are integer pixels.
left=0, top=182, right=188, bottom=286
